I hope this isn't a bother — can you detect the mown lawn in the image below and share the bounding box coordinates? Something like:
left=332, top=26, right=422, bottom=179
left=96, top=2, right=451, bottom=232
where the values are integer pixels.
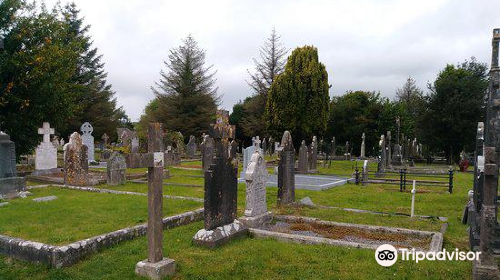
left=0, top=187, right=202, bottom=245
left=0, top=160, right=474, bottom=279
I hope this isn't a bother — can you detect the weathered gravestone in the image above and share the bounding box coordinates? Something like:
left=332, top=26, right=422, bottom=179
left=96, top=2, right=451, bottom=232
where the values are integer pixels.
left=131, top=135, right=140, bottom=154
left=117, top=127, right=135, bottom=148
left=0, top=128, right=26, bottom=198
left=344, top=141, right=350, bottom=160
left=239, top=150, right=271, bottom=228
left=193, top=110, right=247, bottom=248
left=80, top=122, right=95, bottom=163
left=360, top=133, right=366, bottom=158
left=386, top=131, right=392, bottom=167
left=262, top=138, right=267, bottom=155
left=472, top=28, right=500, bottom=280
left=128, top=123, right=176, bottom=279
left=107, top=152, right=126, bottom=186
left=186, top=135, right=197, bottom=158
left=101, top=133, right=109, bottom=147
left=34, top=122, right=58, bottom=175
left=277, top=131, right=295, bottom=206
left=377, top=134, right=386, bottom=176
left=101, top=149, right=112, bottom=161
left=297, top=140, right=309, bottom=174
left=201, top=135, right=214, bottom=171
left=268, top=136, right=274, bottom=155
left=64, top=132, right=90, bottom=186
left=362, top=160, right=369, bottom=185
left=308, top=136, right=318, bottom=171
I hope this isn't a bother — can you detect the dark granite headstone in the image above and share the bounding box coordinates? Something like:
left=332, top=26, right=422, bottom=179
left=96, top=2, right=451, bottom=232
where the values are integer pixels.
left=193, top=110, right=246, bottom=248
left=277, top=131, right=295, bottom=205
left=0, top=129, right=25, bottom=198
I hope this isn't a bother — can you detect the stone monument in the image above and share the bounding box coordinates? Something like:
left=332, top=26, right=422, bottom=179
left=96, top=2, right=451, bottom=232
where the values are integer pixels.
left=34, top=122, right=58, bottom=175
left=186, top=135, right=197, bottom=158
left=80, top=122, right=95, bottom=163
left=239, top=151, right=271, bottom=228
left=297, top=140, right=309, bottom=174
left=200, top=135, right=215, bottom=171
left=277, top=131, right=295, bottom=206
left=107, top=152, right=126, bottom=186
left=64, top=132, right=89, bottom=186
left=193, top=110, right=247, bottom=248
left=308, top=136, right=318, bottom=171
left=360, top=133, right=366, bottom=158
left=0, top=127, right=26, bottom=198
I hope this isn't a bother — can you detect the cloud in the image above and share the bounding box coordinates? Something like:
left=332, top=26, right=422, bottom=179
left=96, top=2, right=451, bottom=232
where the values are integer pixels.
left=44, top=0, right=500, bottom=121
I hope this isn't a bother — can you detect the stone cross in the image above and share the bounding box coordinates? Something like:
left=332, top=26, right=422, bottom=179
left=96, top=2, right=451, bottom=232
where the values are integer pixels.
left=253, top=136, right=261, bottom=148
left=386, top=131, right=392, bottom=167
left=277, top=131, right=295, bottom=205
left=80, top=122, right=95, bottom=162
left=38, top=122, right=54, bottom=144
left=102, top=133, right=109, bottom=146
left=127, top=123, right=175, bottom=279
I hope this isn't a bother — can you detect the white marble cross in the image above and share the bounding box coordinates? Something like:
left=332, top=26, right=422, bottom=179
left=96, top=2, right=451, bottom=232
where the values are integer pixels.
left=253, top=136, right=261, bottom=147
left=38, top=122, right=54, bottom=143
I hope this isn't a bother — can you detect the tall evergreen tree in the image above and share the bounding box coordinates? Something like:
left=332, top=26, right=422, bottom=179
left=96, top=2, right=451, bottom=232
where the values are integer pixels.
left=240, top=29, right=287, bottom=139
left=265, top=46, right=330, bottom=146
left=59, top=3, right=128, bottom=141
left=417, top=57, right=488, bottom=162
left=151, top=35, right=219, bottom=138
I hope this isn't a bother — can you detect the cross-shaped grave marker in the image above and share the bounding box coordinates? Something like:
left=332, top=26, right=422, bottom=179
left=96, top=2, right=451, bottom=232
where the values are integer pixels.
left=38, top=122, right=54, bottom=143
left=127, top=123, right=175, bottom=279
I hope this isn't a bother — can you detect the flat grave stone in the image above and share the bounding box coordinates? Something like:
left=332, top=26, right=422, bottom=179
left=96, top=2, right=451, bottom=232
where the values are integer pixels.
left=33, top=195, right=58, bottom=202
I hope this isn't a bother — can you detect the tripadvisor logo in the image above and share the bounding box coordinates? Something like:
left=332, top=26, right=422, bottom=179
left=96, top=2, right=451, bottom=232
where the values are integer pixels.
left=375, top=244, right=482, bottom=267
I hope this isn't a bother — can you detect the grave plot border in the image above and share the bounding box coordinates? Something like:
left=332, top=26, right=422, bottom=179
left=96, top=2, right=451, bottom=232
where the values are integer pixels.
left=0, top=209, right=203, bottom=267
left=250, top=215, right=443, bottom=252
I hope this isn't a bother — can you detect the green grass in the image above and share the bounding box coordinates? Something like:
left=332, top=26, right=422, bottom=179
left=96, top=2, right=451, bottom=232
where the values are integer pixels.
left=0, top=221, right=471, bottom=280
left=2, top=160, right=475, bottom=279
left=0, top=187, right=202, bottom=245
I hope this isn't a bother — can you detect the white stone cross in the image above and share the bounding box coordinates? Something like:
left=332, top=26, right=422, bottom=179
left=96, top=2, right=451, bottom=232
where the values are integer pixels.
left=253, top=136, right=261, bottom=147
left=81, top=122, right=93, bottom=135
left=38, top=122, right=54, bottom=143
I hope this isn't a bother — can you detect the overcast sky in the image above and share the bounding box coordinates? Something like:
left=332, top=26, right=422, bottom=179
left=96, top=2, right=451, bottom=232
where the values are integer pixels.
left=45, top=0, right=500, bottom=121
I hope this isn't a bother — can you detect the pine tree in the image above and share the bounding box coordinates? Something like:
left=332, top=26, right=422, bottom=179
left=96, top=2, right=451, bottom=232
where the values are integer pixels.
left=265, top=46, right=330, bottom=146
left=59, top=3, right=128, bottom=142
left=151, top=35, right=219, bottom=138
left=395, top=76, right=424, bottom=118
left=240, top=29, right=287, bottom=139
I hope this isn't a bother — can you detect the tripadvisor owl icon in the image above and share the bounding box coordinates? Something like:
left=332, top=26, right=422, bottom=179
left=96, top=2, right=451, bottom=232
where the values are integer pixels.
left=375, top=244, right=398, bottom=267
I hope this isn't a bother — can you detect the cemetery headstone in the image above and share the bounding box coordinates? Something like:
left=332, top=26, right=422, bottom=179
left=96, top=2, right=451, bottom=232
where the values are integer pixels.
left=201, top=135, right=215, bottom=171
left=386, top=131, right=392, bottom=167
left=101, top=133, right=109, bottom=147
left=107, top=152, right=126, bottom=186
left=239, top=150, right=271, bottom=228
left=131, top=135, right=140, bottom=154
left=186, top=135, right=197, bottom=158
left=64, top=132, right=90, bottom=186
left=52, top=136, right=60, bottom=149
left=344, top=141, right=350, bottom=160
left=277, top=131, right=295, bottom=206
left=360, top=133, right=366, bottom=158
left=377, top=134, right=386, bottom=175
left=0, top=128, right=26, bottom=198
left=34, top=122, right=58, bottom=174
left=268, top=136, right=274, bottom=154
left=80, top=122, right=95, bottom=163
left=262, top=138, right=267, bottom=155
left=298, top=140, right=309, bottom=173
left=308, top=136, right=318, bottom=171
left=362, top=160, right=368, bottom=185
left=193, top=110, right=246, bottom=248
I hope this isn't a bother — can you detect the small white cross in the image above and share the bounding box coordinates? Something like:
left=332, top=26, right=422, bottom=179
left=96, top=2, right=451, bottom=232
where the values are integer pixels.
left=38, top=122, right=54, bottom=143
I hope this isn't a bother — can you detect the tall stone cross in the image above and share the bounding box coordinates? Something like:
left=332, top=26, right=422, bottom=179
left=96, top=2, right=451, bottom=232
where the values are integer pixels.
left=38, top=122, right=54, bottom=143
left=360, top=133, right=366, bottom=158
left=128, top=123, right=175, bottom=279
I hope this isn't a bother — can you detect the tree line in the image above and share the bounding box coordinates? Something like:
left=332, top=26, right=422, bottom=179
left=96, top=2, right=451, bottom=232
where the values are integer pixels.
left=0, top=0, right=130, bottom=157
